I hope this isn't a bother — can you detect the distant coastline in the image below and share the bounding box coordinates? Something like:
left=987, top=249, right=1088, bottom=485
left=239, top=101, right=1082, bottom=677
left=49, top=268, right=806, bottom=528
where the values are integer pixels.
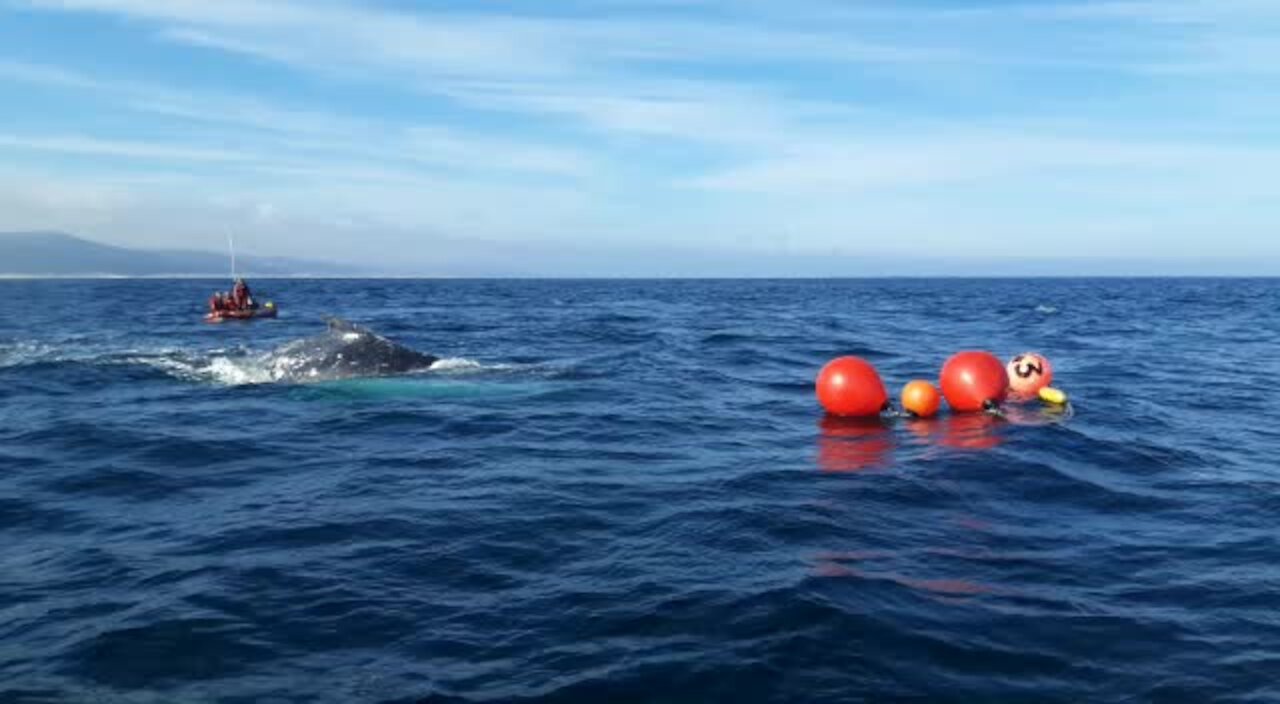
left=0, top=273, right=404, bottom=280
left=2, top=230, right=1276, bottom=278
left=0, top=231, right=368, bottom=278
left=3, top=273, right=1276, bottom=281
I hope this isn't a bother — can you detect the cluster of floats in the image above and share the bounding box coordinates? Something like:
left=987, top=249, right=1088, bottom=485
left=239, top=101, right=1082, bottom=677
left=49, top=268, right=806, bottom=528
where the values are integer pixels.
left=815, top=351, right=1066, bottom=419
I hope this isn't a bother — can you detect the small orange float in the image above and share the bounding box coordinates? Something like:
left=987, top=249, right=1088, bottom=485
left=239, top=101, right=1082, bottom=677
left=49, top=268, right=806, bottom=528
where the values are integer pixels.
left=900, top=380, right=941, bottom=418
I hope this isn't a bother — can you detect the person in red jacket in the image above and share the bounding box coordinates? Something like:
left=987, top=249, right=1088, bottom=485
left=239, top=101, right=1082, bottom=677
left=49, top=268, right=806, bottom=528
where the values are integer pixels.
left=231, top=278, right=255, bottom=311
left=208, top=291, right=225, bottom=313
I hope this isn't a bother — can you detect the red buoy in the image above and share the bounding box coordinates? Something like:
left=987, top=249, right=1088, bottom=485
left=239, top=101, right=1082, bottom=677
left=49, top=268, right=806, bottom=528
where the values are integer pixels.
left=816, top=356, right=888, bottom=417
left=940, top=351, right=1008, bottom=412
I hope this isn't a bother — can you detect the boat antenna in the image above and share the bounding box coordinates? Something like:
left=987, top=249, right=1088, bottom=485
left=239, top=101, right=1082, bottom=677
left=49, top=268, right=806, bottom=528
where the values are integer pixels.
left=228, top=231, right=237, bottom=281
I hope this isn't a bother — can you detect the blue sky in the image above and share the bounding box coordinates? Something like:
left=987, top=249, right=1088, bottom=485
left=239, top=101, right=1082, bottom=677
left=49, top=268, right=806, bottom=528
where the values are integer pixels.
left=0, top=0, right=1277, bottom=275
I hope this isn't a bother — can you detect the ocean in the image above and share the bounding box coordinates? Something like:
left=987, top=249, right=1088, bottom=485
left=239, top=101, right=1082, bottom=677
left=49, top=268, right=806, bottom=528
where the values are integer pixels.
left=2, top=278, right=1278, bottom=703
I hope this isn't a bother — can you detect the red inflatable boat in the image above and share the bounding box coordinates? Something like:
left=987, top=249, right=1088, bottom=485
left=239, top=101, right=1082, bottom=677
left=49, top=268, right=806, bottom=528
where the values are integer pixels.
left=204, top=302, right=278, bottom=323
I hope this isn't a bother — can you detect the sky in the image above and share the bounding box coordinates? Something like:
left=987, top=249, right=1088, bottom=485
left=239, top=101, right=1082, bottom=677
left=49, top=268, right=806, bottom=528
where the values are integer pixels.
left=0, top=0, right=1277, bottom=275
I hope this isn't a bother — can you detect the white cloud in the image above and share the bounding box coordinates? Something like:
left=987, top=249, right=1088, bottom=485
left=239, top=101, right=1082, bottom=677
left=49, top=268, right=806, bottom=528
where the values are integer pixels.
left=19, top=0, right=313, bottom=27
left=685, top=134, right=1280, bottom=194
left=0, top=59, right=100, bottom=88
left=16, top=0, right=1278, bottom=155
left=0, top=58, right=363, bottom=136
left=0, top=59, right=599, bottom=179
left=8, top=0, right=953, bottom=145
left=401, top=127, right=593, bottom=177
left=0, top=134, right=250, bottom=161
left=0, top=157, right=604, bottom=264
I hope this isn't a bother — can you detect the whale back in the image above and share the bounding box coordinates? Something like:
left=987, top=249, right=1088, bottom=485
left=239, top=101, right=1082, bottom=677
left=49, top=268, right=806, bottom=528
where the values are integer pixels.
left=268, top=318, right=438, bottom=381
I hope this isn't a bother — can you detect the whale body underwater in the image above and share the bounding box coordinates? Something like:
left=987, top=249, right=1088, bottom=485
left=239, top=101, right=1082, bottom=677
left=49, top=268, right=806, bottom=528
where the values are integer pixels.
left=265, top=318, right=439, bottom=382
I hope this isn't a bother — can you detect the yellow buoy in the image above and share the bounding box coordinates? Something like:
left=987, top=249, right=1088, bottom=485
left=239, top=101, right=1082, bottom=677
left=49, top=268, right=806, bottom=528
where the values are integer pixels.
left=1039, top=387, right=1067, bottom=405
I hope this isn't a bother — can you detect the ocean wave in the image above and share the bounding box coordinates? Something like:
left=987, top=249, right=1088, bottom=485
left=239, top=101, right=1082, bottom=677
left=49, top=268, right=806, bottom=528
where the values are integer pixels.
left=1, top=340, right=219, bottom=381
left=0, top=340, right=99, bottom=369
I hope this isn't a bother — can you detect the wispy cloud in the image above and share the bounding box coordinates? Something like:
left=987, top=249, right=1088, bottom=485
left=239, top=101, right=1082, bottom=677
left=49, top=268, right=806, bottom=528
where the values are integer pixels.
left=0, top=58, right=598, bottom=179
left=0, top=134, right=249, bottom=161
left=11, top=0, right=945, bottom=143
left=686, top=134, right=1280, bottom=195
left=0, top=58, right=100, bottom=88
left=16, top=0, right=1279, bottom=147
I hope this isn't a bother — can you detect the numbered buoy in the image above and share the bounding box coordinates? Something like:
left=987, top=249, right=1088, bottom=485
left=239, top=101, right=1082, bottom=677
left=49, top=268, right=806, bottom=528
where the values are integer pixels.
left=1007, top=352, right=1053, bottom=396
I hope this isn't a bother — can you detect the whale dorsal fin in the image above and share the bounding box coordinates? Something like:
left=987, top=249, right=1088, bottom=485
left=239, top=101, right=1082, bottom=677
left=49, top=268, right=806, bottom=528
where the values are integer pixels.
left=326, top=317, right=364, bottom=334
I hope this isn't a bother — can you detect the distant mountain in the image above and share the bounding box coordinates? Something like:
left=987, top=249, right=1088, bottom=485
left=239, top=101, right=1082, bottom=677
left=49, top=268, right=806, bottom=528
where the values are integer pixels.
left=5, top=230, right=1274, bottom=278
left=0, top=231, right=366, bottom=277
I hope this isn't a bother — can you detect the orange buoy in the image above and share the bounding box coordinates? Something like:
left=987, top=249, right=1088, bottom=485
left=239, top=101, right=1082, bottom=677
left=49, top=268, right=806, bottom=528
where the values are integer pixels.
left=1007, top=352, right=1053, bottom=397
left=940, top=351, right=1008, bottom=412
left=816, top=356, right=888, bottom=418
left=900, top=380, right=941, bottom=418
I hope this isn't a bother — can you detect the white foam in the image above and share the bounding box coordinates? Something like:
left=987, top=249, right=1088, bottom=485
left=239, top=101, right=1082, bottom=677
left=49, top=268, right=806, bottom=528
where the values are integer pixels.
left=0, top=341, right=59, bottom=368
left=125, top=353, right=204, bottom=381
left=0, top=338, right=274, bottom=386
left=1036, top=304, right=1058, bottom=314
left=428, top=357, right=485, bottom=372
left=205, top=355, right=277, bottom=386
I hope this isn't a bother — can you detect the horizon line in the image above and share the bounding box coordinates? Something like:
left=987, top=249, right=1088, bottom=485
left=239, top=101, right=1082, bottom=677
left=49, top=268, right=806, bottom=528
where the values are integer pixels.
left=3, top=274, right=1277, bottom=281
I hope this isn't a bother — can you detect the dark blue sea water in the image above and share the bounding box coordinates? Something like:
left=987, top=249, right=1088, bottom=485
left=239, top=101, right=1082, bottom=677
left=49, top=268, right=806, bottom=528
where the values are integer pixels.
left=2, top=278, right=1278, bottom=703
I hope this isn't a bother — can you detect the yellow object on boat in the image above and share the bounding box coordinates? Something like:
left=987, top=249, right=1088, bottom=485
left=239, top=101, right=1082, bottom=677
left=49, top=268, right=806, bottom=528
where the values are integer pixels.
left=1039, top=387, right=1067, bottom=405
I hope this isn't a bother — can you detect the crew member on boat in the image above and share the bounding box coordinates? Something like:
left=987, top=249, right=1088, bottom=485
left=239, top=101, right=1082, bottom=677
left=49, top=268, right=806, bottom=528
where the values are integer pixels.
left=230, top=278, right=255, bottom=311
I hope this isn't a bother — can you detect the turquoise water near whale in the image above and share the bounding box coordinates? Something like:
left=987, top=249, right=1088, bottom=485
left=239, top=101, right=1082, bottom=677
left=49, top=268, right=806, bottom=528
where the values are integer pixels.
left=2, top=278, right=1278, bottom=703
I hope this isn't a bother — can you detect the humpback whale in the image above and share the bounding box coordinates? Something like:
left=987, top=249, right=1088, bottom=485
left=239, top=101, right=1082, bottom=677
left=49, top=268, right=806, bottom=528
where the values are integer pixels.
left=267, top=318, right=439, bottom=382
